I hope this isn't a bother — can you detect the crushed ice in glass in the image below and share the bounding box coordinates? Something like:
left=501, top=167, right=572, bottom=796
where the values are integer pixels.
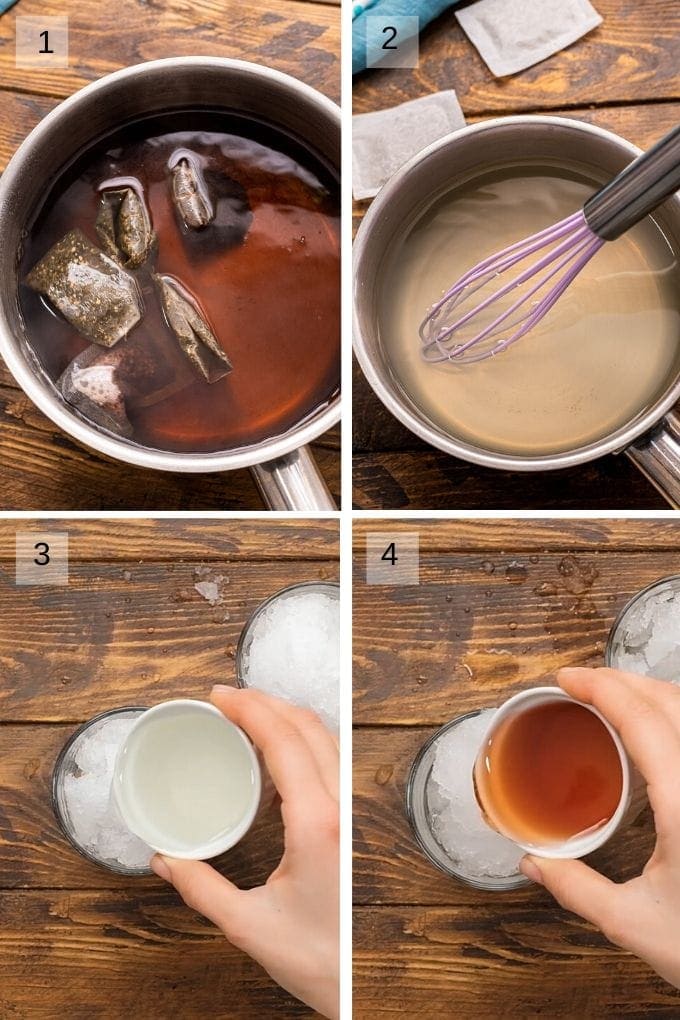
left=610, top=584, right=680, bottom=682
left=241, top=588, right=339, bottom=732
left=61, top=714, right=153, bottom=870
left=428, top=710, right=524, bottom=879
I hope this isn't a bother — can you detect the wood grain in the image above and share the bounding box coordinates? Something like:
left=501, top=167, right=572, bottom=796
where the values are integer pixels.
left=352, top=517, right=680, bottom=553
left=353, top=520, right=680, bottom=1014
left=353, top=906, right=680, bottom=1017
left=0, top=0, right=340, bottom=102
left=353, top=727, right=654, bottom=906
left=352, top=449, right=666, bottom=510
left=0, top=517, right=338, bottom=562
left=0, top=890, right=315, bottom=1018
left=353, top=550, right=676, bottom=724
left=352, top=102, right=680, bottom=235
left=0, top=561, right=339, bottom=720
left=0, top=519, right=337, bottom=1016
left=0, top=90, right=59, bottom=173
left=353, top=0, right=680, bottom=115
left=0, top=385, right=340, bottom=511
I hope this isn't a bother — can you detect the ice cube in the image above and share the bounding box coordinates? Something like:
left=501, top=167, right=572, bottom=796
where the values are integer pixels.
left=241, top=589, right=339, bottom=732
left=428, top=710, right=524, bottom=879
left=61, top=713, right=153, bottom=871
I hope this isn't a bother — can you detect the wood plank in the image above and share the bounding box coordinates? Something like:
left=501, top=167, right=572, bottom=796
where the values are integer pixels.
left=0, top=0, right=340, bottom=102
left=352, top=520, right=678, bottom=1013
left=0, top=890, right=315, bottom=1018
left=0, top=518, right=338, bottom=563
left=353, top=550, right=678, bottom=724
left=353, top=0, right=680, bottom=115
left=0, top=90, right=59, bottom=173
left=353, top=727, right=655, bottom=906
left=0, top=723, right=289, bottom=890
left=0, top=386, right=340, bottom=509
left=0, top=560, right=339, bottom=720
left=353, top=100, right=680, bottom=232
left=352, top=450, right=665, bottom=510
left=353, top=905, right=679, bottom=1017
left=352, top=518, right=680, bottom=553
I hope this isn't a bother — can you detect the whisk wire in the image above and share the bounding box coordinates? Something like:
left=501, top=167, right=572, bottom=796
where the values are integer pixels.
left=420, top=211, right=605, bottom=364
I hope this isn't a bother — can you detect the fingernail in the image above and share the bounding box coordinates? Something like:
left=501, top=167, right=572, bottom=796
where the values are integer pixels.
left=151, top=854, right=171, bottom=881
left=520, top=855, right=543, bottom=885
left=557, top=667, right=591, bottom=676
left=211, top=684, right=234, bottom=695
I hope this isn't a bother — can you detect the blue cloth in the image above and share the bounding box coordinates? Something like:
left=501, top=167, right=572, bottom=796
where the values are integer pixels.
left=0, top=0, right=19, bottom=13
left=353, top=0, right=459, bottom=75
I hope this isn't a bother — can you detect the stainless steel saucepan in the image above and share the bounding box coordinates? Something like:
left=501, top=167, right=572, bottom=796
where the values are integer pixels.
left=353, top=116, right=680, bottom=507
left=0, top=57, right=340, bottom=510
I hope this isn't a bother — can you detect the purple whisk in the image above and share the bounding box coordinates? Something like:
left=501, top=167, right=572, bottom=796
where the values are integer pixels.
left=419, top=123, right=680, bottom=365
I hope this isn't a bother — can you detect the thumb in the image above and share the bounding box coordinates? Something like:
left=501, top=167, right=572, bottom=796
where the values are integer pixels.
left=521, top=855, right=625, bottom=940
left=151, top=854, right=249, bottom=940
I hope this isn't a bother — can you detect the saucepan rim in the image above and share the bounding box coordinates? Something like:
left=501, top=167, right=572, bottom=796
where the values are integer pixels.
left=353, top=114, right=680, bottom=473
left=0, top=56, right=341, bottom=473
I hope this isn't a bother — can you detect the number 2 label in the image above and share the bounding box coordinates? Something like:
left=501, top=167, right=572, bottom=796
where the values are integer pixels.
left=382, top=26, right=398, bottom=50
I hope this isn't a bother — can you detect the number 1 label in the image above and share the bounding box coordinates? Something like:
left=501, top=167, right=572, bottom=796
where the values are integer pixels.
left=16, top=16, right=69, bottom=69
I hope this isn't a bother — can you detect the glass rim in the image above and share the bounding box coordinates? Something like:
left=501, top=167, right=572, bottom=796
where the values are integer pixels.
left=404, top=710, right=529, bottom=892
left=605, top=573, right=680, bottom=668
left=51, top=705, right=153, bottom=877
left=235, top=579, right=340, bottom=688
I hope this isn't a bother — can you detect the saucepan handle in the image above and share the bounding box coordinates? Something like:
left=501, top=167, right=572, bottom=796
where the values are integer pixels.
left=250, top=445, right=337, bottom=510
left=626, top=409, right=680, bottom=509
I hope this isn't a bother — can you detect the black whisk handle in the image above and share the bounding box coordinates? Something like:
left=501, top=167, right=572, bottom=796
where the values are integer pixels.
left=584, top=123, right=680, bottom=241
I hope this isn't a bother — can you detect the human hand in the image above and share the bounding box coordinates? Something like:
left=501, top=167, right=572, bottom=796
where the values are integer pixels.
left=151, top=686, right=339, bottom=1019
left=520, top=666, right=680, bottom=989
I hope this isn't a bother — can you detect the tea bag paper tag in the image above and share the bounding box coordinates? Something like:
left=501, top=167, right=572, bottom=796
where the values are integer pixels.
left=456, top=0, right=602, bottom=78
left=352, top=90, right=466, bottom=201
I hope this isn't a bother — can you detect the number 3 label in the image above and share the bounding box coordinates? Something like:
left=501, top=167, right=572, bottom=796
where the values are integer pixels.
left=33, top=541, right=50, bottom=566
left=15, top=532, right=68, bottom=586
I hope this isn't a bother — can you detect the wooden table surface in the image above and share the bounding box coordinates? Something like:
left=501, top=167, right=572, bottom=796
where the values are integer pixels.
left=352, top=1, right=680, bottom=509
left=0, top=0, right=339, bottom=510
left=0, top=518, right=338, bottom=1018
left=353, top=518, right=680, bottom=1016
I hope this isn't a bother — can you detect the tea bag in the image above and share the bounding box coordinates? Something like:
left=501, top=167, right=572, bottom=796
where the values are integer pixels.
left=170, top=157, right=214, bottom=229
left=455, top=0, right=602, bottom=77
left=58, top=344, right=133, bottom=437
left=352, top=91, right=466, bottom=200
left=26, top=229, right=142, bottom=347
left=96, top=186, right=155, bottom=268
left=154, top=274, right=232, bottom=383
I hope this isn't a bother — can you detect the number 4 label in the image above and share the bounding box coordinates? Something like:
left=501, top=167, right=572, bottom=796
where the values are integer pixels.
left=381, top=542, right=398, bottom=565
left=366, top=532, right=419, bottom=586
